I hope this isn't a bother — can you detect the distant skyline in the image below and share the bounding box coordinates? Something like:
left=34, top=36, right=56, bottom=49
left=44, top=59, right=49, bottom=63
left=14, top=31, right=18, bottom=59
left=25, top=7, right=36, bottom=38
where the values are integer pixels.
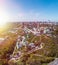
left=0, top=0, right=58, bottom=22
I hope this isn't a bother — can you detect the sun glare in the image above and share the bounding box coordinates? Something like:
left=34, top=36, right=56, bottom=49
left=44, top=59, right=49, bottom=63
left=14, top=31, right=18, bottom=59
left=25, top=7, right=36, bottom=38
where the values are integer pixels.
left=0, top=10, right=9, bottom=28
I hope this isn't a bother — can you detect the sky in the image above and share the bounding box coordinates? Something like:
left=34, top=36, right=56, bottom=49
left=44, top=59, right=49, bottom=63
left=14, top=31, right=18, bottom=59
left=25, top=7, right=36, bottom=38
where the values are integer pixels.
left=0, top=0, right=58, bottom=22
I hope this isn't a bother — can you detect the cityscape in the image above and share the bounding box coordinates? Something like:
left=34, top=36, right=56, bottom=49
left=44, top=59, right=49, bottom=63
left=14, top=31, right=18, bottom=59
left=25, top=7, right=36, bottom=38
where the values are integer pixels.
left=0, top=22, right=58, bottom=65
left=0, top=0, right=58, bottom=65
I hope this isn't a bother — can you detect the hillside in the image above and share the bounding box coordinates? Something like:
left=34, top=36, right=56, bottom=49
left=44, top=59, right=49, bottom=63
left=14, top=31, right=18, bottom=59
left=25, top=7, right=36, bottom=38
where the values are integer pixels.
left=0, top=22, right=58, bottom=65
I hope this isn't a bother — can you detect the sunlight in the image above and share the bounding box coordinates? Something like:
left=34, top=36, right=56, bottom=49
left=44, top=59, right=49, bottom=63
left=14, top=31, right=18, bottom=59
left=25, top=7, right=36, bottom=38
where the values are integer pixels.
left=0, top=9, right=9, bottom=28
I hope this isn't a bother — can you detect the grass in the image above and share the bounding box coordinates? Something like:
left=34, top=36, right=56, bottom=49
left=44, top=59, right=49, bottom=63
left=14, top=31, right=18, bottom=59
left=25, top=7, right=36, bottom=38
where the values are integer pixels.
left=42, top=63, right=48, bottom=65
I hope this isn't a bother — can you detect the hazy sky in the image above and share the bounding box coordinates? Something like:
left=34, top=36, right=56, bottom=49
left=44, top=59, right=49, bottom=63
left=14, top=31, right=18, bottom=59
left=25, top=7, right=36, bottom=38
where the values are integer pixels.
left=0, top=0, right=58, bottom=22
